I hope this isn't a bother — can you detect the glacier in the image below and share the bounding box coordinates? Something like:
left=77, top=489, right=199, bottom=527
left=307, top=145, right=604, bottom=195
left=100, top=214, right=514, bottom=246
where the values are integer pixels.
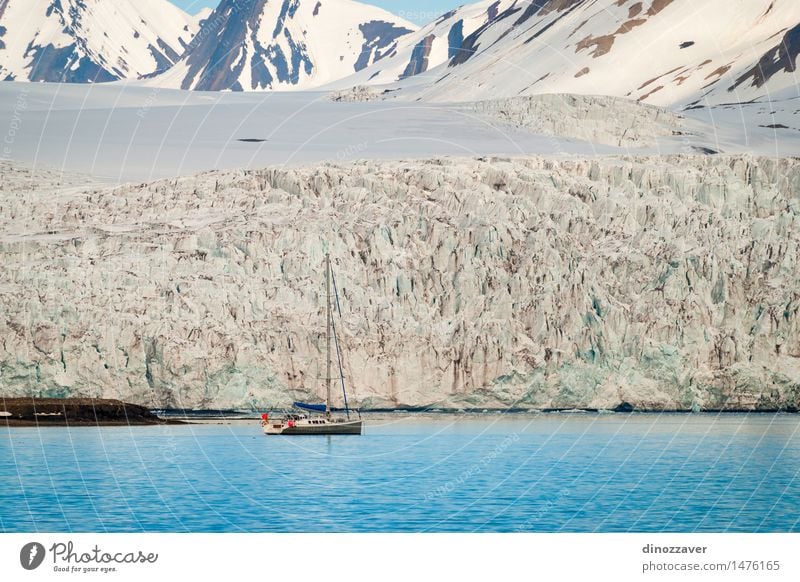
left=1, top=154, right=798, bottom=411
left=2, top=83, right=799, bottom=184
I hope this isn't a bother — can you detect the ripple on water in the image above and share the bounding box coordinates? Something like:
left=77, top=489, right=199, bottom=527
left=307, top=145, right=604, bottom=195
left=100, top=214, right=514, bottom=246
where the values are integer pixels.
left=1, top=414, right=798, bottom=532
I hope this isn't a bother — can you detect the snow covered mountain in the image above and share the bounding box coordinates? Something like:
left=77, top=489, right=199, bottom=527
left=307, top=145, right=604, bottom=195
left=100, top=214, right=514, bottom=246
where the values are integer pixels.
left=342, top=0, right=800, bottom=108
left=0, top=0, right=200, bottom=83
left=150, top=0, right=417, bottom=91
left=328, top=0, right=517, bottom=88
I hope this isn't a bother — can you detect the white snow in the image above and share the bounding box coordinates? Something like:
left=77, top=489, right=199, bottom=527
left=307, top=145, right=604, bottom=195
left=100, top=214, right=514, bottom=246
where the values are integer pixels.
left=0, top=82, right=616, bottom=182
left=1, top=83, right=799, bottom=182
left=341, top=0, right=800, bottom=109
left=148, top=0, right=418, bottom=92
left=194, top=8, right=214, bottom=21
left=325, top=0, right=517, bottom=89
left=0, top=0, right=199, bottom=81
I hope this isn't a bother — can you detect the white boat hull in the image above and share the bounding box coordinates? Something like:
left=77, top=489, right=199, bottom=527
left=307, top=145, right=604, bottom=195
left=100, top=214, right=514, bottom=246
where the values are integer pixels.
left=263, top=418, right=362, bottom=435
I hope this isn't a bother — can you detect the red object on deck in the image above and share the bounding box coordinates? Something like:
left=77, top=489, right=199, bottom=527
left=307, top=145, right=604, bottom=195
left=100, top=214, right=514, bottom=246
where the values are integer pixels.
left=261, top=413, right=268, bottom=421
left=288, top=420, right=295, bottom=428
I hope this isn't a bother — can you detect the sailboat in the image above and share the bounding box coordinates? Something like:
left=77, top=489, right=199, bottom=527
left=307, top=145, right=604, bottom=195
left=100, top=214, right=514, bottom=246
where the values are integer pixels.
left=262, top=253, right=363, bottom=435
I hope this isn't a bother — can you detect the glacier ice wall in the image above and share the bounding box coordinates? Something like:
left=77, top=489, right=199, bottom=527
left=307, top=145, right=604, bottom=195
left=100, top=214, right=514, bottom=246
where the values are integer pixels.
left=0, top=155, right=798, bottom=410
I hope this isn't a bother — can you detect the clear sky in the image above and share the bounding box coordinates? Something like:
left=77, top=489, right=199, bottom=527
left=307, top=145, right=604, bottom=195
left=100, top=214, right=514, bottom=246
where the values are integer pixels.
left=169, top=1, right=464, bottom=25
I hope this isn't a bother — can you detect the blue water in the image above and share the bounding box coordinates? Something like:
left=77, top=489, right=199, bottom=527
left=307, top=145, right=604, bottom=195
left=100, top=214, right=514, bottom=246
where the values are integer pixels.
left=1, top=414, right=798, bottom=532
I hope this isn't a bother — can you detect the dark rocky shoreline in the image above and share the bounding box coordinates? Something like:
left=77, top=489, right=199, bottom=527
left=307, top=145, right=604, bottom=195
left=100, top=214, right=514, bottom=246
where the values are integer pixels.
left=158, top=403, right=800, bottom=417
left=360, top=407, right=800, bottom=414
left=2, top=398, right=796, bottom=428
left=0, top=398, right=185, bottom=426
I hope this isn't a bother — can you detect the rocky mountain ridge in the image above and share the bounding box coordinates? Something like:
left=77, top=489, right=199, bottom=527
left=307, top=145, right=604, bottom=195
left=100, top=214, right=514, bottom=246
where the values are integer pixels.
left=339, top=0, right=800, bottom=109
left=148, top=0, right=416, bottom=91
left=0, top=0, right=200, bottom=82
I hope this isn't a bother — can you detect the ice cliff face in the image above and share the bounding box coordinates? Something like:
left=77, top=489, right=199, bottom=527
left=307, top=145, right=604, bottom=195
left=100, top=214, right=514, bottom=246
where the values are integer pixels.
left=1, top=156, right=798, bottom=411
left=464, top=94, right=690, bottom=148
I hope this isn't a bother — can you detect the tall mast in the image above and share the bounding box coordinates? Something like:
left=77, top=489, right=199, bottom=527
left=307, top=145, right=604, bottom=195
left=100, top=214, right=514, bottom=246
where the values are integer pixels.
left=325, top=253, right=332, bottom=417
left=331, top=271, right=350, bottom=420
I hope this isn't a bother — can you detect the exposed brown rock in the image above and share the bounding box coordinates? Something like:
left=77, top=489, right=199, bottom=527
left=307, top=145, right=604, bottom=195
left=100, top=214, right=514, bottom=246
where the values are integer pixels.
left=628, top=2, right=643, bottom=18
left=705, top=64, right=732, bottom=80
left=576, top=34, right=615, bottom=57
left=638, top=84, right=664, bottom=101
left=647, top=0, right=674, bottom=17
left=577, top=19, right=647, bottom=57
left=638, top=66, right=684, bottom=90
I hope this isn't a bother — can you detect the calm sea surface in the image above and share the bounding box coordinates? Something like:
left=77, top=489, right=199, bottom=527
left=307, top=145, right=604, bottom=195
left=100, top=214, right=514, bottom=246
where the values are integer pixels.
left=1, top=414, right=798, bottom=532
